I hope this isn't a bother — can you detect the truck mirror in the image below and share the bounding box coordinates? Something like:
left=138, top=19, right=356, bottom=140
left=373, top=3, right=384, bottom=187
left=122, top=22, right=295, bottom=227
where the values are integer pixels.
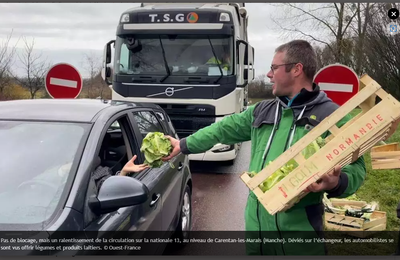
left=106, top=67, right=111, bottom=77
left=236, top=39, right=248, bottom=48
left=101, top=66, right=112, bottom=85
left=102, top=41, right=114, bottom=85
left=104, top=40, right=115, bottom=64
left=106, top=45, right=111, bottom=64
left=236, top=40, right=249, bottom=66
left=236, top=39, right=249, bottom=87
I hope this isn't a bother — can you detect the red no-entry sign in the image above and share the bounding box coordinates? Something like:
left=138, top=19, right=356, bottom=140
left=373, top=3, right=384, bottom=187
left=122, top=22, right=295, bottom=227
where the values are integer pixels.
left=45, top=63, right=82, bottom=99
left=314, top=64, right=359, bottom=106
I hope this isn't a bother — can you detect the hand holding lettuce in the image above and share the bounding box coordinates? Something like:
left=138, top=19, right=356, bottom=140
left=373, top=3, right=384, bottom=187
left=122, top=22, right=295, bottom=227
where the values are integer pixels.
left=140, top=132, right=173, bottom=168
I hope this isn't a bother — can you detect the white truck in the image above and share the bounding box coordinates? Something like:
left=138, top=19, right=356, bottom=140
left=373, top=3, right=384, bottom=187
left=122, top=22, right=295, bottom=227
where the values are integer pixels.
left=102, top=3, right=255, bottom=164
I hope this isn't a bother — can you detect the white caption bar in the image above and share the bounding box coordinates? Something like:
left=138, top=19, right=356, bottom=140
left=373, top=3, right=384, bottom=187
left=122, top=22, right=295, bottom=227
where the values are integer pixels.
left=319, top=82, right=353, bottom=93
left=50, top=77, right=77, bottom=88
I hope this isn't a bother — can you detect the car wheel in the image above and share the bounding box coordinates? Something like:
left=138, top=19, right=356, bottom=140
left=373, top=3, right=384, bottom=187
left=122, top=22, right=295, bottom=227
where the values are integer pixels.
left=174, top=184, right=191, bottom=245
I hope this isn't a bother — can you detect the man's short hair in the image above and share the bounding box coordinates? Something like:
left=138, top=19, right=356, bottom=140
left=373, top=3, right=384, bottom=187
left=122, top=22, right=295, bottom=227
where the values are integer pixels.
left=275, top=40, right=317, bottom=82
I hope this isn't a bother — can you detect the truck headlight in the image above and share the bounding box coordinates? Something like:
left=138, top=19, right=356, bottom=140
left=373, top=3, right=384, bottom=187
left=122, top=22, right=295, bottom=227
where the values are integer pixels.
left=212, top=145, right=234, bottom=153
left=121, top=14, right=130, bottom=23
left=219, top=13, right=230, bottom=22
left=215, top=116, right=226, bottom=123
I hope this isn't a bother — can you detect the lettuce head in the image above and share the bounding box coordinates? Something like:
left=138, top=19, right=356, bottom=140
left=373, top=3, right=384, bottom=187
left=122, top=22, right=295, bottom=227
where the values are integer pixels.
left=140, top=132, right=172, bottom=168
left=249, top=136, right=326, bottom=193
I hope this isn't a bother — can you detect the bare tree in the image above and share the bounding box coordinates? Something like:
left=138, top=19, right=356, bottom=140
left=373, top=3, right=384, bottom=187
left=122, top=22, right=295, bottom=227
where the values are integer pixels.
left=346, top=3, right=381, bottom=75
left=13, top=37, right=51, bottom=99
left=0, top=30, right=19, bottom=100
left=268, top=3, right=375, bottom=71
left=81, top=52, right=109, bottom=99
left=363, top=3, right=400, bottom=99
left=248, top=74, right=273, bottom=100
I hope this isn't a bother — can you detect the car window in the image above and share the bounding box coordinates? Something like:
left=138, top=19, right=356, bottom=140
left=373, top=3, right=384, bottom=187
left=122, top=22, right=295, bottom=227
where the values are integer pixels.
left=132, top=111, right=165, bottom=138
left=84, top=115, right=142, bottom=225
left=98, top=116, right=132, bottom=175
left=0, top=121, right=88, bottom=227
left=110, top=121, right=120, bottom=129
left=154, top=110, right=177, bottom=137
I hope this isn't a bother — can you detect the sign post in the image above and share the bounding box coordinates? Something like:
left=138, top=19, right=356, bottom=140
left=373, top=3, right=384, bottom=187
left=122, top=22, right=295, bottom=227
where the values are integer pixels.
left=45, top=63, right=83, bottom=99
left=314, top=64, right=359, bottom=106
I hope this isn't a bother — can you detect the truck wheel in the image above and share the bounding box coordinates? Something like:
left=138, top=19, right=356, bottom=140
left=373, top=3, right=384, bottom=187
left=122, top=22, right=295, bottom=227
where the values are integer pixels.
left=174, top=184, right=192, bottom=246
left=226, top=159, right=235, bottom=165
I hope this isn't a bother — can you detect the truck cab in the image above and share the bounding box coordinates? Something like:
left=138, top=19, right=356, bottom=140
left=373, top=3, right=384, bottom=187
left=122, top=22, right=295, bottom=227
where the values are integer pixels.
left=102, top=3, right=255, bottom=163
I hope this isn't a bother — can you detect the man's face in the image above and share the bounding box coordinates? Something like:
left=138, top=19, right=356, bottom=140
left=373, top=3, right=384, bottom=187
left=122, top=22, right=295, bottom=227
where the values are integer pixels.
left=266, top=51, right=296, bottom=97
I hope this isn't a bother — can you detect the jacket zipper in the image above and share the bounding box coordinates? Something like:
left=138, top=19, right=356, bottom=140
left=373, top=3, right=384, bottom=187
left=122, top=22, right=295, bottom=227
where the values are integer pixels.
left=258, top=122, right=279, bottom=255
left=283, top=119, right=295, bottom=152
left=276, top=110, right=296, bottom=256
left=256, top=200, right=262, bottom=254
left=257, top=102, right=287, bottom=255
left=275, top=214, right=285, bottom=255
left=260, top=124, right=279, bottom=170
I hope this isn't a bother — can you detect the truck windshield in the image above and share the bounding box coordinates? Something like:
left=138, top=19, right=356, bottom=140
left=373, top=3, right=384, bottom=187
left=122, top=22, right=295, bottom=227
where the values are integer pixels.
left=114, top=35, right=233, bottom=76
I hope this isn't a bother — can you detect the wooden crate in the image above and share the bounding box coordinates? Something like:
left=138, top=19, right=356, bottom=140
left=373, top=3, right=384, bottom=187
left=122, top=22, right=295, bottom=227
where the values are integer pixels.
left=324, top=200, right=386, bottom=238
left=240, top=74, right=400, bottom=215
left=370, top=142, right=400, bottom=169
left=328, top=198, right=368, bottom=209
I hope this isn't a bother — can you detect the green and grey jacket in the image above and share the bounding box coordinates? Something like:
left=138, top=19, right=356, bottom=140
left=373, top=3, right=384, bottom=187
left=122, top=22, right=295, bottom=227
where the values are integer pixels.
left=179, top=84, right=366, bottom=255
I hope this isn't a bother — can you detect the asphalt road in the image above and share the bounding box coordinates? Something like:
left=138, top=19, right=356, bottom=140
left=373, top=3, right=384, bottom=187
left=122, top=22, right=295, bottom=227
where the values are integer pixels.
left=164, top=141, right=252, bottom=255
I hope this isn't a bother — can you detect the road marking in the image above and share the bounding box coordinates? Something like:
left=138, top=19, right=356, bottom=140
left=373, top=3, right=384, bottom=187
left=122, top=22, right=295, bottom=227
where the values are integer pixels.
left=319, top=83, right=353, bottom=93
left=50, top=77, right=78, bottom=88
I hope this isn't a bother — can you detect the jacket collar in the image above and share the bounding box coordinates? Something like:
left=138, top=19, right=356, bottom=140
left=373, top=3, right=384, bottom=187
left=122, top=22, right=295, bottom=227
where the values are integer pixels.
left=278, top=83, right=320, bottom=107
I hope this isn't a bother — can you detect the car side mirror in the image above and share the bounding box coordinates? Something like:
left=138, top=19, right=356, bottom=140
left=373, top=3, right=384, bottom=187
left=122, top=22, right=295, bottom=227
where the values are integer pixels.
left=89, top=176, right=149, bottom=215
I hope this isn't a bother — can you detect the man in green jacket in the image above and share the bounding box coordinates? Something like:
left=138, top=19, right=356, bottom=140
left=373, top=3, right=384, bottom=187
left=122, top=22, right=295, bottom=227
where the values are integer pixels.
left=162, top=40, right=366, bottom=255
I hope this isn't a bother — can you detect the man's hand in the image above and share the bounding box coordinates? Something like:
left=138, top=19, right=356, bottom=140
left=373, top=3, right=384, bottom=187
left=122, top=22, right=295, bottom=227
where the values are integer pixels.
left=305, top=165, right=341, bottom=193
left=162, top=135, right=181, bottom=161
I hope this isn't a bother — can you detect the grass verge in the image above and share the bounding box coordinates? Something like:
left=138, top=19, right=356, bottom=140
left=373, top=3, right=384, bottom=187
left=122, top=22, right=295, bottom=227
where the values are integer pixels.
left=325, top=108, right=400, bottom=255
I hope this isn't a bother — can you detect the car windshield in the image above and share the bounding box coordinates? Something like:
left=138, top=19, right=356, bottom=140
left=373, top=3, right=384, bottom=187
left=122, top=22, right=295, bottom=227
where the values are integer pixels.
left=0, top=121, right=88, bottom=228
left=114, top=34, right=234, bottom=76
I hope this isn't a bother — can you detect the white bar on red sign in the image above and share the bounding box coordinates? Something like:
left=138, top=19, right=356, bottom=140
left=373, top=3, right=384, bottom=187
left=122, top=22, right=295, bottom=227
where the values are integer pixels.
left=318, top=83, right=353, bottom=93
left=50, top=77, right=78, bottom=88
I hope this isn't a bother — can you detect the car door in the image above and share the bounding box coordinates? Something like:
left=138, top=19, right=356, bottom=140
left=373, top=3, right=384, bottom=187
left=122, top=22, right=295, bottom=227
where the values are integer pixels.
left=129, top=109, right=184, bottom=232
left=83, top=112, right=163, bottom=254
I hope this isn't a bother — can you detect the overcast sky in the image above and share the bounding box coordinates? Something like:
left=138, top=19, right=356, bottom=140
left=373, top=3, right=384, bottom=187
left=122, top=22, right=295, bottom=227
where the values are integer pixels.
left=0, top=3, right=290, bottom=78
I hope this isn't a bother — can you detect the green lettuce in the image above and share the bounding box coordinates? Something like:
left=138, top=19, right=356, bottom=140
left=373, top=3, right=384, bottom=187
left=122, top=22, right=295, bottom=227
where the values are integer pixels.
left=140, top=132, right=172, bottom=168
left=250, top=136, right=326, bottom=193
left=302, top=136, right=326, bottom=159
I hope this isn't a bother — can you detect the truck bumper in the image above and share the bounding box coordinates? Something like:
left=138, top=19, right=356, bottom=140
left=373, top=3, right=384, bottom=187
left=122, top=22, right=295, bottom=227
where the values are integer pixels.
left=188, top=143, right=238, bottom=162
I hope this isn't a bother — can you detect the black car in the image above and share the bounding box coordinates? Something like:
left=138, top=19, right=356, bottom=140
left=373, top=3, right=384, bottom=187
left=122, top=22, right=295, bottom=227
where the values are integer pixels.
left=0, top=99, right=192, bottom=255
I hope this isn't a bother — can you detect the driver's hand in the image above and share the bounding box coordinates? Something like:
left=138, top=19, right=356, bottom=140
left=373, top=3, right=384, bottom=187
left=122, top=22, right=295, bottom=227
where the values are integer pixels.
left=120, top=155, right=149, bottom=175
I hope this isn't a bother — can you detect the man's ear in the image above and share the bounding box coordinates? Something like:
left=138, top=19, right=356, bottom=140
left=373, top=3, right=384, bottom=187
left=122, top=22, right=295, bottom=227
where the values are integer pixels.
left=293, top=63, right=303, bottom=77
